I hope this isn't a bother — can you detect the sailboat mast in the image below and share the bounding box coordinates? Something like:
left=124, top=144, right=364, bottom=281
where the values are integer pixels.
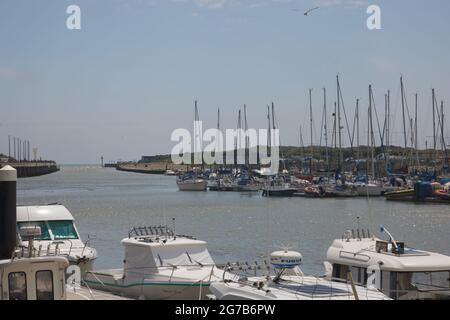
left=432, top=89, right=436, bottom=152
left=337, top=75, right=343, bottom=168
left=217, top=108, right=220, bottom=130
left=236, top=109, right=242, bottom=165
left=387, top=90, right=390, bottom=149
left=415, top=94, right=419, bottom=165
left=441, top=100, right=446, bottom=158
left=400, top=77, right=407, bottom=148
left=333, top=101, right=337, bottom=170
left=356, top=98, right=360, bottom=161
left=369, top=85, right=375, bottom=178
left=441, top=101, right=446, bottom=166
left=267, top=105, right=271, bottom=155
left=271, top=102, right=275, bottom=131
left=194, top=100, right=202, bottom=167
left=309, top=89, right=313, bottom=164
left=323, top=87, right=329, bottom=171
left=244, top=104, right=249, bottom=166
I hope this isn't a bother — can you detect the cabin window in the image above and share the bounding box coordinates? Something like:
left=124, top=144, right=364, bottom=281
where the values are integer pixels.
left=48, top=220, right=78, bottom=239
left=36, top=270, right=54, bottom=300
left=379, top=270, right=397, bottom=298
left=17, top=221, right=51, bottom=240
left=394, top=271, right=450, bottom=299
left=349, top=266, right=369, bottom=285
left=8, top=272, right=27, bottom=300
left=332, top=264, right=349, bottom=281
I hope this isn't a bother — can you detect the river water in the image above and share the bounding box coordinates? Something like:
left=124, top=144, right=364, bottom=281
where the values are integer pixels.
left=16, top=165, right=450, bottom=275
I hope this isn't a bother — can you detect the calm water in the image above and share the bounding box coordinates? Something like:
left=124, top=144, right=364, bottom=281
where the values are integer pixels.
left=16, top=166, right=450, bottom=275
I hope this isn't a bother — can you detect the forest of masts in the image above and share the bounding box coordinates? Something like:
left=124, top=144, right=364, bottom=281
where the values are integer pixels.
left=194, top=75, right=448, bottom=177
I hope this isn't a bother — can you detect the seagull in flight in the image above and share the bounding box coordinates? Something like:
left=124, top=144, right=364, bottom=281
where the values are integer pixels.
left=303, top=6, right=319, bottom=16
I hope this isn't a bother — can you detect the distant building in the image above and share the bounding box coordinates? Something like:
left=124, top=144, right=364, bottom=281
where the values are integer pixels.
left=138, top=155, right=171, bottom=163
left=139, top=156, right=153, bottom=163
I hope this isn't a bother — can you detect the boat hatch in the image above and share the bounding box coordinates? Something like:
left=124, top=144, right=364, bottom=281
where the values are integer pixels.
left=376, top=240, right=405, bottom=254
left=339, top=251, right=371, bottom=262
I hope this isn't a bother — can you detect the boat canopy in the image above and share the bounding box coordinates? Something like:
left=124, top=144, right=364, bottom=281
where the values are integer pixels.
left=17, top=205, right=75, bottom=222
left=327, top=238, right=450, bottom=272
left=122, top=237, right=215, bottom=272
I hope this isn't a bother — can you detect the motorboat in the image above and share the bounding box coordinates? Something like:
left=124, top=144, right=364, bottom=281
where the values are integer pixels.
left=433, top=189, right=450, bottom=201
left=333, top=184, right=358, bottom=197
left=326, top=226, right=450, bottom=300
left=84, top=225, right=225, bottom=300
left=0, top=165, right=124, bottom=300
left=2, top=226, right=128, bottom=300
left=261, top=185, right=297, bottom=197
left=261, top=177, right=297, bottom=197
left=384, top=188, right=415, bottom=200
left=16, top=204, right=97, bottom=276
left=164, top=169, right=177, bottom=176
left=209, top=249, right=389, bottom=300
left=176, top=174, right=207, bottom=191
left=355, top=182, right=383, bottom=197
left=303, top=185, right=334, bottom=198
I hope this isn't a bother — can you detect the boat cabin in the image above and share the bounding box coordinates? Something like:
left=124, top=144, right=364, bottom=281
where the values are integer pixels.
left=326, top=233, right=450, bottom=300
left=122, top=227, right=215, bottom=276
left=16, top=205, right=97, bottom=273
left=0, top=254, right=68, bottom=300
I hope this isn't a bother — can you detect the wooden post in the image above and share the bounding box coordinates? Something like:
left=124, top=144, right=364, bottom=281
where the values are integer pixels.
left=0, top=165, right=17, bottom=259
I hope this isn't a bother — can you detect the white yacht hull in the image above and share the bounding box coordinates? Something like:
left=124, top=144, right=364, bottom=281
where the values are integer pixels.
left=356, top=185, right=383, bottom=196
left=210, top=275, right=390, bottom=300
left=177, top=179, right=207, bottom=191
left=84, top=268, right=221, bottom=300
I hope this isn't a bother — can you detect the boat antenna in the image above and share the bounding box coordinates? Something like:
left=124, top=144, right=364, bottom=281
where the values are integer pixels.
left=162, top=179, right=167, bottom=241
left=172, top=218, right=176, bottom=240
left=356, top=216, right=360, bottom=240
left=379, top=225, right=398, bottom=250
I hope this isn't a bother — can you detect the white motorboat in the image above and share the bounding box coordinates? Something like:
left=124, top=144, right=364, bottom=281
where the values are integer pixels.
left=16, top=204, right=97, bottom=276
left=1, top=227, right=128, bottom=301
left=176, top=178, right=207, bottom=191
left=326, top=226, right=450, bottom=300
left=84, top=225, right=225, bottom=300
left=355, top=182, right=383, bottom=196
left=333, top=185, right=358, bottom=197
left=210, top=249, right=389, bottom=300
left=164, top=169, right=177, bottom=176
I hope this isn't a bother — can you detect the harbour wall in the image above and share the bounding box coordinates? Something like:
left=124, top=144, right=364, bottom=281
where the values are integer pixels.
left=0, top=161, right=59, bottom=178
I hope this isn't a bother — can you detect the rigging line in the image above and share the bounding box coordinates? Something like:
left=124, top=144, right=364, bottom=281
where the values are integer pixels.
left=338, top=83, right=354, bottom=151
left=272, top=104, right=286, bottom=168
left=390, top=82, right=401, bottom=146
left=319, top=105, right=325, bottom=147
left=370, top=88, right=384, bottom=147
left=381, top=94, right=387, bottom=146
left=434, top=95, right=442, bottom=144
left=350, top=99, right=358, bottom=148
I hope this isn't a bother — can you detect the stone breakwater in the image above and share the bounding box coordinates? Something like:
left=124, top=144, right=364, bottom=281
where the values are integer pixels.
left=1, top=161, right=59, bottom=178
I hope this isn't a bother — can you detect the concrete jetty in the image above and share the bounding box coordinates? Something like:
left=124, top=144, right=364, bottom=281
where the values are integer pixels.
left=0, top=161, right=59, bottom=178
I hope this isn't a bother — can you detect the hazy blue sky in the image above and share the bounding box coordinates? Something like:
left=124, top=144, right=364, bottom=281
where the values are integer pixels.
left=1, top=0, right=449, bottom=164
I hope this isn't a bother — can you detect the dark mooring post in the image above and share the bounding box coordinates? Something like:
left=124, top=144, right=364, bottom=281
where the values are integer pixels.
left=0, top=165, right=17, bottom=260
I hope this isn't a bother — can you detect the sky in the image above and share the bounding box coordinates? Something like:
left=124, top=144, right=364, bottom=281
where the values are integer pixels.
left=1, top=0, right=450, bottom=164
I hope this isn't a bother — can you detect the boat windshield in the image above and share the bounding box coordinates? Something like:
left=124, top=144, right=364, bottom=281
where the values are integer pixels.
left=17, top=221, right=51, bottom=241
left=395, top=271, right=450, bottom=300
left=48, top=220, right=78, bottom=240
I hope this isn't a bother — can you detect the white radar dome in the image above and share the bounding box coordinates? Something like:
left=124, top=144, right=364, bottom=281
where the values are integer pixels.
left=270, top=250, right=303, bottom=269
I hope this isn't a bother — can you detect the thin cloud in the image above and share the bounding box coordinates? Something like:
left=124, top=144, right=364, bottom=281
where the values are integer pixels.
left=0, top=67, right=21, bottom=79
left=195, top=0, right=227, bottom=8
left=313, top=0, right=368, bottom=8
